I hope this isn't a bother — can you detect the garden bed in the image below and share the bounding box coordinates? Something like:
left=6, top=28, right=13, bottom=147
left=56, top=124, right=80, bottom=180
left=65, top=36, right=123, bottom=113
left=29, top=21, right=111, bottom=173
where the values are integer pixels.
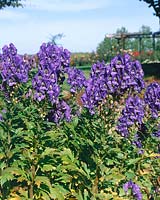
left=0, top=43, right=160, bottom=200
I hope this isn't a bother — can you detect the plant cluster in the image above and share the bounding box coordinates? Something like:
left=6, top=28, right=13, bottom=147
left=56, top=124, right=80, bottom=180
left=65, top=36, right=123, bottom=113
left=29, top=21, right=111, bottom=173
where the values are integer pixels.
left=0, top=43, right=159, bottom=200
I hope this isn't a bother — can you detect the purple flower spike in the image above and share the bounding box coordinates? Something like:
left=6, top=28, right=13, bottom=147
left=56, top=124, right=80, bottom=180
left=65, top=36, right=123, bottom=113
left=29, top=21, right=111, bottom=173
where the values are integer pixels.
left=117, top=96, right=145, bottom=137
left=152, top=124, right=160, bottom=138
left=32, top=43, right=71, bottom=103
left=47, top=100, right=71, bottom=123
left=0, top=109, right=7, bottom=122
left=0, top=43, right=30, bottom=86
left=123, top=180, right=142, bottom=200
left=81, top=61, right=107, bottom=114
left=108, top=54, right=145, bottom=94
left=0, top=113, right=3, bottom=122
left=66, top=67, right=86, bottom=93
left=37, top=43, right=71, bottom=73
left=82, top=54, right=145, bottom=114
left=132, top=134, right=142, bottom=148
left=144, top=82, right=160, bottom=118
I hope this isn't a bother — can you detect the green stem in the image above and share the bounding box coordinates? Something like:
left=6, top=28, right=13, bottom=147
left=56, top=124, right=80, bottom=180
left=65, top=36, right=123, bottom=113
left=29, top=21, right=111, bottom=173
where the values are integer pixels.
left=28, top=164, right=36, bottom=199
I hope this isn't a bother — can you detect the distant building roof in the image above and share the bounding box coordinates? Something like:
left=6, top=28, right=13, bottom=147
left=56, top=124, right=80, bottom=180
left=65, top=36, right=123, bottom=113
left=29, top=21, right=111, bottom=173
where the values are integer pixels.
left=105, top=31, right=160, bottom=39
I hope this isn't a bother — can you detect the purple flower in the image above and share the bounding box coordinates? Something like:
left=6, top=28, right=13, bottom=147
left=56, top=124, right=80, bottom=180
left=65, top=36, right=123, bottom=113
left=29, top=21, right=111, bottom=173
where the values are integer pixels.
left=32, top=43, right=71, bottom=103
left=47, top=84, right=60, bottom=105
left=0, top=113, right=3, bottom=122
left=81, top=61, right=107, bottom=113
left=132, top=133, right=144, bottom=154
left=47, top=100, right=71, bottom=123
left=66, top=67, right=86, bottom=93
left=37, top=43, right=70, bottom=73
left=108, top=54, right=145, bottom=94
left=132, top=134, right=142, bottom=148
left=23, top=54, right=37, bottom=69
left=0, top=43, right=30, bottom=86
left=0, top=109, right=6, bottom=122
left=117, top=96, right=145, bottom=137
left=34, top=91, right=46, bottom=102
left=144, top=82, right=160, bottom=118
left=82, top=54, right=145, bottom=114
left=123, top=180, right=142, bottom=200
left=152, top=124, right=160, bottom=138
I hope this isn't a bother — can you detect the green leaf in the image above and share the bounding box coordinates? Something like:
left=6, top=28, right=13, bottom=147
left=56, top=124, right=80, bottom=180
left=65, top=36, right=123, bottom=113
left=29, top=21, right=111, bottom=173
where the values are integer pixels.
left=50, top=187, right=65, bottom=200
left=125, top=171, right=135, bottom=179
left=0, top=152, right=5, bottom=159
left=25, top=121, right=35, bottom=130
left=117, top=153, right=124, bottom=159
left=55, top=173, right=72, bottom=183
left=84, top=189, right=89, bottom=200
left=45, top=130, right=62, bottom=139
left=40, top=147, right=56, bottom=158
left=0, top=171, right=14, bottom=186
left=128, top=158, right=141, bottom=165
left=41, top=164, right=56, bottom=172
left=72, top=116, right=79, bottom=127
left=60, top=148, right=75, bottom=164
left=34, top=176, right=51, bottom=189
left=39, top=190, right=51, bottom=200
left=74, top=190, right=84, bottom=200
left=53, top=184, right=69, bottom=196
left=118, top=188, right=126, bottom=197
left=0, top=162, right=7, bottom=170
left=106, top=159, right=114, bottom=165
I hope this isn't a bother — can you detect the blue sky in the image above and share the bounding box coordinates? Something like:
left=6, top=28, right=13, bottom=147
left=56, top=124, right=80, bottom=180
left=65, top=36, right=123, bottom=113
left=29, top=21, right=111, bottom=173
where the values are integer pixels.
left=0, top=0, right=159, bottom=54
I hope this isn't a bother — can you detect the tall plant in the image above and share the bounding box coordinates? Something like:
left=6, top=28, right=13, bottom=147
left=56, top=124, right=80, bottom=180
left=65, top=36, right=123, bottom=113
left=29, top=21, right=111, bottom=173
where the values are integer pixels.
left=0, top=43, right=159, bottom=199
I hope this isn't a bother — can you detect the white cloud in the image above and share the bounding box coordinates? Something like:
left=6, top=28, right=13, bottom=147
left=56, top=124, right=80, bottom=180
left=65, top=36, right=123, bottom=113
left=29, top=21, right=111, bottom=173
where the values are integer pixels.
left=25, top=0, right=111, bottom=12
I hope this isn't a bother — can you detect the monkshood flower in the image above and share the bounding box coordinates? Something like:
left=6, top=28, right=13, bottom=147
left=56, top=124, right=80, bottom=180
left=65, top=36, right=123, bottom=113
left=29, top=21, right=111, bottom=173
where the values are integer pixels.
left=81, top=79, right=98, bottom=114
left=152, top=124, right=160, bottom=138
left=37, top=43, right=70, bottom=73
left=37, top=43, right=70, bottom=87
left=0, top=43, right=30, bottom=86
left=32, top=71, right=60, bottom=103
left=132, top=134, right=142, bottom=148
left=144, top=82, right=160, bottom=118
left=132, top=133, right=144, bottom=154
left=132, top=123, right=147, bottom=154
left=0, top=43, right=29, bottom=86
left=81, top=61, right=108, bottom=114
left=66, top=67, right=86, bottom=93
left=47, top=100, right=71, bottom=123
left=117, top=96, right=145, bottom=137
left=90, top=60, right=106, bottom=78
left=0, top=113, right=3, bottom=122
left=123, top=180, right=142, bottom=200
left=82, top=54, right=145, bottom=114
left=23, top=54, right=37, bottom=69
left=107, top=54, right=145, bottom=94
left=0, top=109, right=6, bottom=122
left=33, top=43, right=71, bottom=103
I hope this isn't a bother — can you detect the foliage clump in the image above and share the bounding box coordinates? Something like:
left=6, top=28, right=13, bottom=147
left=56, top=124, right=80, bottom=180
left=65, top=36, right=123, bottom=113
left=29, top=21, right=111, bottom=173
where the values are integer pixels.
left=0, top=43, right=159, bottom=200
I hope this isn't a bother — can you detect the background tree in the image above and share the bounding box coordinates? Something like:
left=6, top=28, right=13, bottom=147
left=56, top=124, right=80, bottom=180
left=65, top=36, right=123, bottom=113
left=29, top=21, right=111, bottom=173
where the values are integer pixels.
left=116, top=26, right=130, bottom=50
left=49, top=33, right=64, bottom=45
left=96, top=27, right=128, bottom=62
left=139, top=25, right=152, bottom=51
left=140, top=0, right=160, bottom=29
left=0, top=0, right=23, bottom=9
left=116, top=26, right=128, bottom=34
left=96, top=37, right=117, bottom=62
left=96, top=25, right=160, bottom=63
